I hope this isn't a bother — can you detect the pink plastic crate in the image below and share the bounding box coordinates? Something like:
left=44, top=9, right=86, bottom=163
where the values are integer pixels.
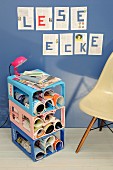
left=9, top=100, right=65, bottom=140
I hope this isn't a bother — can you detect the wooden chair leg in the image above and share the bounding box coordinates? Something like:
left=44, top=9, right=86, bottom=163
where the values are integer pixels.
left=75, top=117, right=97, bottom=153
left=99, top=119, right=104, bottom=131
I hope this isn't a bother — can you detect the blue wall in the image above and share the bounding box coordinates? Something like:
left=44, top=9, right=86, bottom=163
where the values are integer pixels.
left=0, top=0, right=113, bottom=127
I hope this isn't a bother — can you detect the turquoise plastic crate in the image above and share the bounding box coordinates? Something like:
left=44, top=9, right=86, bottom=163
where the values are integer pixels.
left=8, top=70, right=65, bottom=116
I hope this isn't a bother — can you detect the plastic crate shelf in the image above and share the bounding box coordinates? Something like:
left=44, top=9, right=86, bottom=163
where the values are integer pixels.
left=9, top=100, right=65, bottom=140
left=8, top=69, right=65, bottom=162
left=11, top=122, right=64, bottom=162
left=8, top=73, right=65, bottom=116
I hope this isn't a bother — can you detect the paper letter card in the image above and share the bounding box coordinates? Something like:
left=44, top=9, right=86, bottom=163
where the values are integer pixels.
left=60, top=33, right=73, bottom=55
left=74, top=33, right=87, bottom=54
left=43, top=34, right=58, bottom=55
left=54, top=7, right=69, bottom=30
left=71, top=7, right=87, bottom=30
left=88, top=34, right=104, bottom=55
left=17, top=7, right=34, bottom=30
left=36, top=7, right=52, bottom=30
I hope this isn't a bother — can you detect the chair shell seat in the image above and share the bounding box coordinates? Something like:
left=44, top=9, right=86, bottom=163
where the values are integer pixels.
left=80, top=89, right=113, bottom=122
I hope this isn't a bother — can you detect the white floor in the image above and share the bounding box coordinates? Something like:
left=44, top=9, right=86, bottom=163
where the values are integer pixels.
left=0, top=128, right=113, bottom=170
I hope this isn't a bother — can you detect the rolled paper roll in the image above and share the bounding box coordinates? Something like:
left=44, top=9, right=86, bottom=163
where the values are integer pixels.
left=33, top=100, right=45, bottom=115
left=52, top=94, right=64, bottom=108
left=46, top=135, right=55, bottom=145
left=44, top=113, right=55, bottom=123
left=12, top=106, right=18, bottom=113
left=24, top=141, right=31, bottom=153
left=38, top=135, right=55, bottom=147
left=34, top=127, right=45, bottom=138
left=23, top=96, right=30, bottom=108
left=44, top=90, right=53, bottom=101
left=44, top=90, right=64, bottom=108
left=44, top=89, right=54, bottom=106
left=33, top=91, right=43, bottom=99
left=22, top=119, right=30, bottom=131
left=53, top=137, right=63, bottom=151
left=17, top=137, right=31, bottom=153
left=46, top=144, right=54, bottom=154
left=35, top=140, right=54, bottom=154
left=43, top=123, right=54, bottom=134
left=34, top=89, right=54, bottom=100
left=23, top=96, right=29, bottom=105
left=54, top=119, right=63, bottom=130
left=44, top=89, right=54, bottom=97
left=34, top=118, right=44, bottom=129
left=36, top=95, right=45, bottom=102
left=12, top=111, right=19, bottom=123
left=38, top=95, right=54, bottom=109
left=14, top=92, right=25, bottom=104
left=43, top=116, right=56, bottom=127
left=44, top=95, right=53, bottom=100
left=44, top=98, right=54, bottom=108
left=24, top=103, right=29, bottom=108
left=34, top=147, right=45, bottom=161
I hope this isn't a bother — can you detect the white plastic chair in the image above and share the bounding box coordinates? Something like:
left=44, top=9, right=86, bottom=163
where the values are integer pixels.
left=76, top=52, right=113, bottom=153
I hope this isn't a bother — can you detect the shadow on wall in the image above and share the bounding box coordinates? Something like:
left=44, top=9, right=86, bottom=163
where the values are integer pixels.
left=56, top=40, right=113, bottom=126
left=0, top=29, right=44, bottom=127
left=65, top=77, right=93, bottom=118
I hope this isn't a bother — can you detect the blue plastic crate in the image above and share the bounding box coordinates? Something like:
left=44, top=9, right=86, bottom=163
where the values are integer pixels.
left=11, top=122, right=64, bottom=162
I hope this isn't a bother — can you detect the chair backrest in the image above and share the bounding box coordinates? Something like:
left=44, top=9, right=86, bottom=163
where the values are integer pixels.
left=95, top=52, right=113, bottom=92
